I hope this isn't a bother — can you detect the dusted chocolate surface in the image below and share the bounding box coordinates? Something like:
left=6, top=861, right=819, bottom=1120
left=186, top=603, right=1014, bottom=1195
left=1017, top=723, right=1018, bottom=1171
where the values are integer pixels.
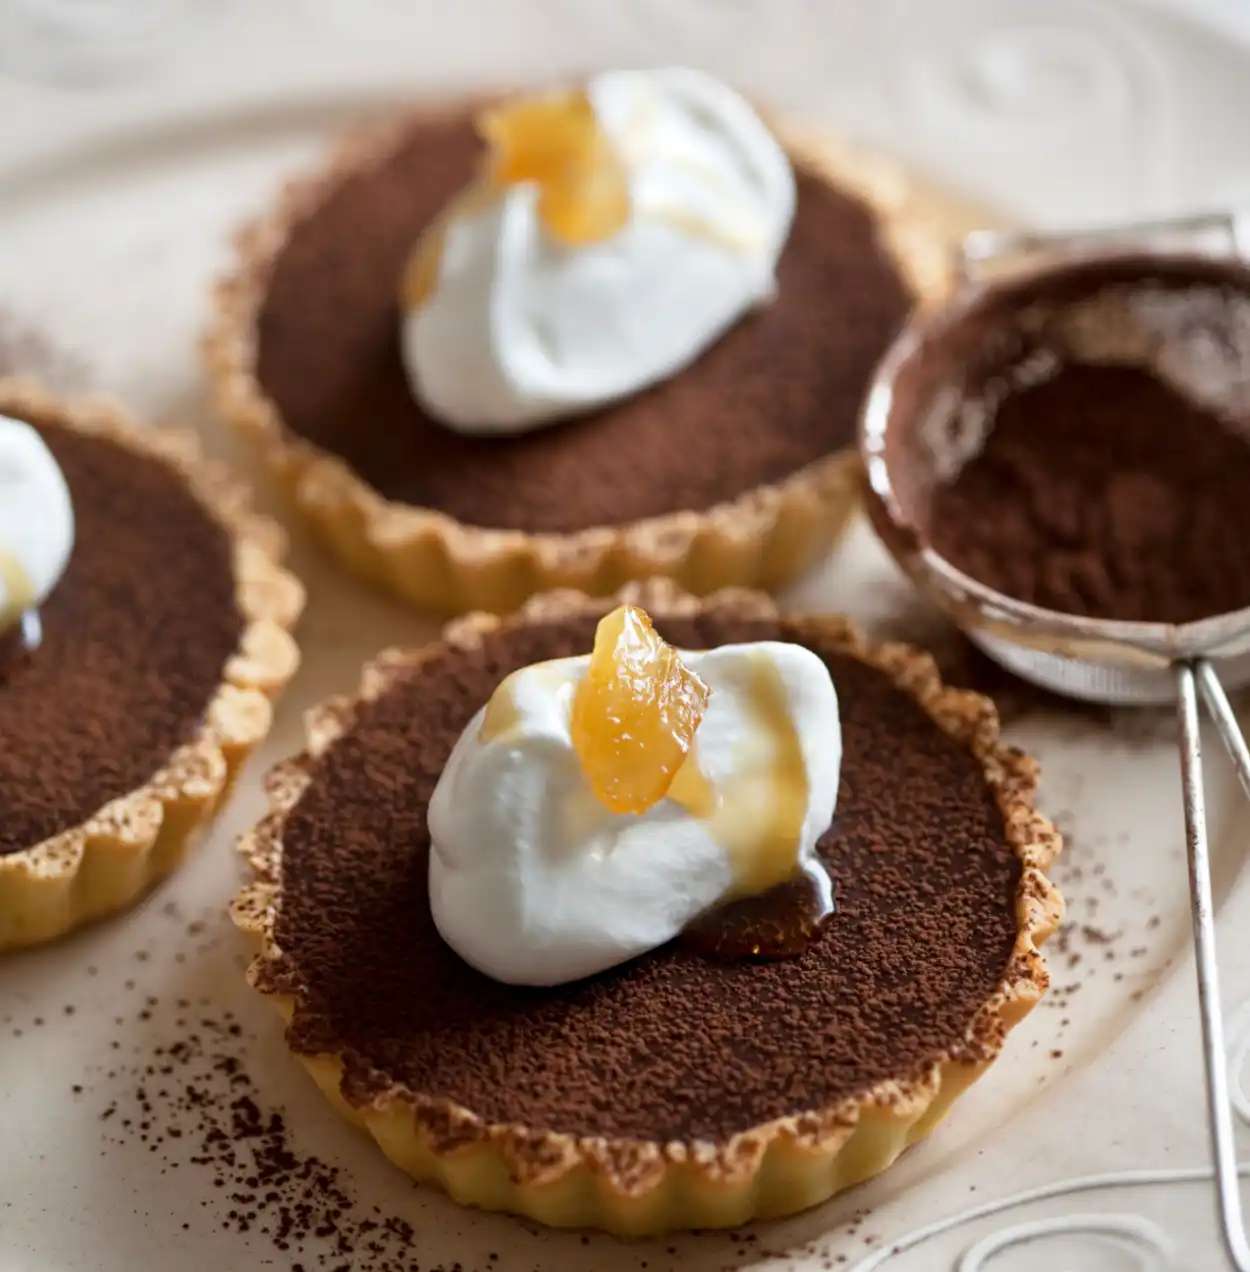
left=927, top=362, right=1250, bottom=624
left=266, top=613, right=1022, bottom=1144
left=0, top=410, right=242, bottom=854
left=255, top=113, right=911, bottom=533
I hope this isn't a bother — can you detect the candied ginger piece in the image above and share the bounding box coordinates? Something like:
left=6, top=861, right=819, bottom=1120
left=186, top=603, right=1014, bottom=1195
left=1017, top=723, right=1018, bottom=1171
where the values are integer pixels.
left=538, top=157, right=630, bottom=247
left=570, top=605, right=710, bottom=814
left=478, top=90, right=629, bottom=246
left=480, top=91, right=598, bottom=185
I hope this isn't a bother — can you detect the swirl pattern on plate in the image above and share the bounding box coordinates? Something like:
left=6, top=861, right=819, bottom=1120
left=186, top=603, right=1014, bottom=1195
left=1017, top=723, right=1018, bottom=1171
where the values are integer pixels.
left=850, top=999, right=1250, bottom=1269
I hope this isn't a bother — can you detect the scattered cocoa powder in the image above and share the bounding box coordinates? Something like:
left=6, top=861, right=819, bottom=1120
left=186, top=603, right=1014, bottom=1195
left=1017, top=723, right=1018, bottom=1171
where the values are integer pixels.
left=0, top=310, right=90, bottom=388
left=88, top=1002, right=457, bottom=1271
left=1081, top=924, right=1119, bottom=945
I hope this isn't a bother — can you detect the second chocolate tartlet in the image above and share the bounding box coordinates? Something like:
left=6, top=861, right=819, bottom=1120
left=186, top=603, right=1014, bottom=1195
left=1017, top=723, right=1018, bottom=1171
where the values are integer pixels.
left=234, top=581, right=1061, bottom=1234
left=0, top=380, right=303, bottom=952
left=209, top=70, right=956, bottom=614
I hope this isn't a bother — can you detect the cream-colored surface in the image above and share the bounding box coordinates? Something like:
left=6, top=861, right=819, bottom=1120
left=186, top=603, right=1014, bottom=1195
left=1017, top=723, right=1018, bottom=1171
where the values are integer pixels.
left=205, top=112, right=959, bottom=617
left=5, top=2, right=1250, bottom=1265
left=233, top=580, right=1062, bottom=1234
left=0, top=380, right=304, bottom=952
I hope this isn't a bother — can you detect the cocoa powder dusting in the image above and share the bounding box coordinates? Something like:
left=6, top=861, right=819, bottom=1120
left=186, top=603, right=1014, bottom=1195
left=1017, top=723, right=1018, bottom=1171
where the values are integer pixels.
left=0, top=407, right=242, bottom=854
left=256, top=113, right=909, bottom=532
left=928, top=360, right=1250, bottom=624
left=87, top=992, right=459, bottom=1271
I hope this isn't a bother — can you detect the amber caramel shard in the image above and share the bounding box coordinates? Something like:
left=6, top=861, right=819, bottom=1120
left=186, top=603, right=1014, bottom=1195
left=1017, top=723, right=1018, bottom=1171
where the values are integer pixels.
left=479, top=90, right=629, bottom=245
left=570, top=604, right=709, bottom=814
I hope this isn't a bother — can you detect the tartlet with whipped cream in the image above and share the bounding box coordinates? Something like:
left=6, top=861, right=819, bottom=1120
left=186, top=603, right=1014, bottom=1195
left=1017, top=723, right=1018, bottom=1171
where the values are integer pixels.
left=0, top=381, right=303, bottom=952
left=208, top=69, right=957, bottom=615
left=233, top=579, right=1061, bottom=1234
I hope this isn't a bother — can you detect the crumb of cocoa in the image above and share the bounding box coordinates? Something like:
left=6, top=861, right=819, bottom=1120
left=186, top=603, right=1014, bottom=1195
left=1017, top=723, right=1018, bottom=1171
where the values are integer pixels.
left=1081, top=925, right=1119, bottom=944
left=0, top=312, right=90, bottom=388
left=94, top=1009, right=453, bottom=1270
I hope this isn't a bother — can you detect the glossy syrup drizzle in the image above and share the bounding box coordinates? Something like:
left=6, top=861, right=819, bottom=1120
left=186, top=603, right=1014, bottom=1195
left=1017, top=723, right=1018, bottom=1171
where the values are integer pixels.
left=0, top=550, right=40, bottom=682
left=680, top=854, right=836, bottom=961
left=0, top=611, right=41, bottom=683
left=672, top=651, right=836, bottom=960
left=0, top=549, right=35, bottom=626
left=478, top=660, right=567, bottom=744
left=477, top=630, right=837, bottom=963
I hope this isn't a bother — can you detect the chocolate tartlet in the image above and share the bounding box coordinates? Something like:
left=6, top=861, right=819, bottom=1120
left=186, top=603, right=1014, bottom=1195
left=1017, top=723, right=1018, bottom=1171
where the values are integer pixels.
left=234, top=581, right=1061, bottom=1234
left=208, top=101, right=956, bottom=615
left=0, top=380, right=303, bottom=952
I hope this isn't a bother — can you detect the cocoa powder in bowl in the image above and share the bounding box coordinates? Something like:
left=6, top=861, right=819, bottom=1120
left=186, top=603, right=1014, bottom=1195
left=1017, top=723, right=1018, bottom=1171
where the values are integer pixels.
left=882, top=255, right=1250, bottom=626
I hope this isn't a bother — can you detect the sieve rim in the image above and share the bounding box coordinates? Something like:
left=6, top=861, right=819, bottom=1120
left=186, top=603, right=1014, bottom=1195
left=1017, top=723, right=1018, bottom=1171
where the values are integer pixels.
left=858, top=244, right=1250, bottom=672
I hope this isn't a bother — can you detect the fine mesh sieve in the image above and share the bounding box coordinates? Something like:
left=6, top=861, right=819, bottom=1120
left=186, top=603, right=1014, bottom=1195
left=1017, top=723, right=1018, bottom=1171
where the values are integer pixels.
left=860, top=212, right=1250, bottom=1272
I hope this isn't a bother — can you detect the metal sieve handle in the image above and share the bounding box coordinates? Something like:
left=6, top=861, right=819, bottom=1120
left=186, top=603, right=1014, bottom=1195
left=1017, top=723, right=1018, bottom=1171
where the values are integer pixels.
left=1176, top=659, right=1250, bottom=1272
left=953, top=211, right=1246, bottom=286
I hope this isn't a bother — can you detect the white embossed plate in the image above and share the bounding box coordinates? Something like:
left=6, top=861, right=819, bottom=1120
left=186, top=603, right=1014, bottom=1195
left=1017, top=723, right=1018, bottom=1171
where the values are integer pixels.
left=2, top=2, right=1250, bottom=1269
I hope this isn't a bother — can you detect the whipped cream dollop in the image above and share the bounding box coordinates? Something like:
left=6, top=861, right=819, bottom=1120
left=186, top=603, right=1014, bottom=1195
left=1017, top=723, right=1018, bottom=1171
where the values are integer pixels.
left=428, top=640, right=840, bottom=987
left=401, top=68, right=796, bottom=435
left=0, top=415, right=74, bottom=632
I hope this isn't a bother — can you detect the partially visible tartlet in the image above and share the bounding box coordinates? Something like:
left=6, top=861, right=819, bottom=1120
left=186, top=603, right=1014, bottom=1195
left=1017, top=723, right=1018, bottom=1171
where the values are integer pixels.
left=0, top=379, right=303, bottom=952
left=207, top=88, right=960, bottom=616
left=233, top=580, right=1061, bottom=1235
